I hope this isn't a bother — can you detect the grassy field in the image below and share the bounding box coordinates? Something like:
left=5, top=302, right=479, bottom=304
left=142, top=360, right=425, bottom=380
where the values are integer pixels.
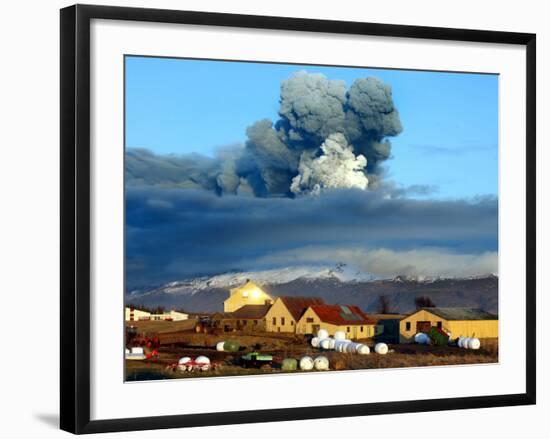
left=125, top=322, right=498, bottom=381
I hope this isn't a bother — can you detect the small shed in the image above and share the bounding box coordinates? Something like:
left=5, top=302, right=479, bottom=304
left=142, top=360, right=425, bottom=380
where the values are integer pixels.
left=399, top=307, right=498, bottom=343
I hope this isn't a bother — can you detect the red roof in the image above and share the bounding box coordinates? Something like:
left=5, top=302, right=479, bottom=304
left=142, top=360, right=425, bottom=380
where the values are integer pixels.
left=279, top=296, right=325, bottom=321
left=309, top=304, right=375, bottom=326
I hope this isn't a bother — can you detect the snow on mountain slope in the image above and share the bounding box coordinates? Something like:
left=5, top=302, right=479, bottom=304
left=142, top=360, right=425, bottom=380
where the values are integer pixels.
left=129, top=264, right=378, bottom=297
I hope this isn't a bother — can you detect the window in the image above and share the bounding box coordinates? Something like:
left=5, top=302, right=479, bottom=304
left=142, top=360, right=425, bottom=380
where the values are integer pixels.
left=272, top=317, right=276, bottom=325
left=253, top=320, right=258, bottom=325
left=291, top=320, right=294, bottom=326
left=281, top=317, right=286, bottom=326
left=306, top=317, right=314, bottom=323
left=347, top=326, right=350, bottom=332
left=437, top=321, right=442, bottom=329
left=360, top=326, right=364, bottom=332
left=406, top=322, right=411, bottom=331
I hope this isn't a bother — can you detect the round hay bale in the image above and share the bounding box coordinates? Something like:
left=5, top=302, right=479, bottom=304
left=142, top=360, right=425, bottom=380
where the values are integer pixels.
left=414, top=333, right=429, bottom=344
left=195, top=355, right=210, bottom=364
left=317, top=329, right=329, bottom=340
left=178, top=356, right=192, bottom=365
left=468, top=338, right=481, bottom=350
left=216, top=341, right=225, bottom=352
left=281, top=358, right=298, bottom=372
left=320, top=338, right=332, bottom=350
left=310, top=337, right=320, bottom=348
left=223, top=341, right=240, bottom=352
left=374, top=343, right=389, bottom=355
left=299, top=356, right=314, bottom=371
left=356, top=344, right=370, bottom=355
left=314, top=356, right=330, bottom=370
left=328, top=338, right=336, bottom=349
left=462, top=338, right=471, bottom=349
left=334, top=331, right=346, bottom=341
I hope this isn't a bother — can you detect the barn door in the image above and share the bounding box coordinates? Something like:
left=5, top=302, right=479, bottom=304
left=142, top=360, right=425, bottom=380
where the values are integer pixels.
left=416, top=321, right=431, bottom=333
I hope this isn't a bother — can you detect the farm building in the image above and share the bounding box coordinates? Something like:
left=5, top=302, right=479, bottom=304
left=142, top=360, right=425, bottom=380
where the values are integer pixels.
left=124, top=307, right=188, bottom=322
left=125, top=306, right=151, bottom=321
left=369, top=314, right=406, bottom=343
left=149, top=310, right=189, bottom=321
left=297, top=304, right=379, bottom=340
left=211, top=304, right=271, bottom=332
left=265, top=296, right=325, bottom=333
left=399, top=307, right=498, bottom=343
left=223, top=280, right=274, bottom=312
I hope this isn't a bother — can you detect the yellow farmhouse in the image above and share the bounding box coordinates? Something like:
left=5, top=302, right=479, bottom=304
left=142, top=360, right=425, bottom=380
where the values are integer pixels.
left=223, top=280, right=274, bottom=312
left=399, top=307, right=498, bottom=343
left=265, top=296, right=324, bottom=333
left=297, top=304, right=378, bottom=340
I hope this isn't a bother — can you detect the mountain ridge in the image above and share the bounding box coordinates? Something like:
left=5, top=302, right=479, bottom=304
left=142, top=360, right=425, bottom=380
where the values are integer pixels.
left=126, top=265, right=498, bottom=315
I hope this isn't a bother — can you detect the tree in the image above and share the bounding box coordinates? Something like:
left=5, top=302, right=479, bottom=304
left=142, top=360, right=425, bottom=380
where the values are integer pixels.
left=377, top=295, right=392, bottom=314
left=414, top=296, right=436, bottom=310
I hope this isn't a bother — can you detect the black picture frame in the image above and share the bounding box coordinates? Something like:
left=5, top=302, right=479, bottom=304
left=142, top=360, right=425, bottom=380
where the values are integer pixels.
left=60, top=4, right=536, bottom=434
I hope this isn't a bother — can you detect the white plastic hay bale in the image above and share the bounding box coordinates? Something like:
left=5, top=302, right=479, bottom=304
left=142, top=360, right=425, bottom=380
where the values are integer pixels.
left=335, top=340, right=350, bottom=352
left=347, top=342, right=360, bottom=353
left=374, top=343, right=389, bottom=355
left=125, top=348, right=130, bottom=355
left=311, top=337, right=320, bottom=348
left=317, top=329, right=329, bottom=340
left=299, top=356, right=314, bottom=371
left=467, top=338, right=481, bottom=350
left=415, top=333, right=430, bottom=345
left=334, top=331, right=346, bottom=341
left=216, top=341, right=225, bottom=352
left=457, top=336, right=465, bottom=348
left=178, top=356, right=192, bottom=365
left=320, top=338, right=332, bottom=350
left=356, top=344, right=370, bottom=355
left=314, top=355, right=330, bottom=371
left=462, top=338, right=471, bottom=349
left=328, top=338, right=336, bottom=349
left=195, top=355, right=210, bottom=364
left=131, top=346, right=144, bottom=355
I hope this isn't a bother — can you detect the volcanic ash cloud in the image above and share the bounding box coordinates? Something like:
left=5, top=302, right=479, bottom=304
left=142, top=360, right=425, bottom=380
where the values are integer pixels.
left=290, top=133, right=369, bottom=195
left=126, top=70, right=403, bottom=198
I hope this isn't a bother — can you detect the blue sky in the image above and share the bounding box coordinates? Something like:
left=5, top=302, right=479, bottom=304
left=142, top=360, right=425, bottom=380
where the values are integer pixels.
left=125, top=56, right=498, bottom=199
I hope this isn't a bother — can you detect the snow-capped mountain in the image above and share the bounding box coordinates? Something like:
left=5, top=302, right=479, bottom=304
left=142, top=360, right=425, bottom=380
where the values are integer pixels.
left=126, top=265, right=498, bottom=315
left=130, top=264, right=378, bottom=298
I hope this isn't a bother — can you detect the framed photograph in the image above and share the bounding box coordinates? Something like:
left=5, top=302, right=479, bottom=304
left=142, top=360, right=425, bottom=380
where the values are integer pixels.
left=60, top=4, right=536, bottom=434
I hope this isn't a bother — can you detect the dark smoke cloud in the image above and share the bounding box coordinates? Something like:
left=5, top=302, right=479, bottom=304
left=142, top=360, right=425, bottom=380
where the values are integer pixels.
left=125, top=187, right=497, bottom=287
left=126, top=71, right=403, bottom=197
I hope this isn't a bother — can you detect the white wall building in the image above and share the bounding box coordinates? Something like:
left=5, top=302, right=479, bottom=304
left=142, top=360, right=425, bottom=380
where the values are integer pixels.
left=125, top=307, right=188, bottom=322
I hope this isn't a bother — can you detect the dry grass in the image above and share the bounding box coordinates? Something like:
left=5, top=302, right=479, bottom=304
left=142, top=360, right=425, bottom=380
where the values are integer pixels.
left=125, top=335, right=499, bottom=381
left=127, top=319, right=197, bottom=334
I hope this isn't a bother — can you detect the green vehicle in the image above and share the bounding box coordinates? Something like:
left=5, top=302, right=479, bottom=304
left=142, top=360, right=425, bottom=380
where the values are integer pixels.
left=240, top=352, right=273, bottom=368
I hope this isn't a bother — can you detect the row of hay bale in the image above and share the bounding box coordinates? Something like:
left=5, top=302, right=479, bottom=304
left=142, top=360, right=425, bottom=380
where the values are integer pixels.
left=177, top=355, right=211, bottom=371
left=414, top=332, right=481, bottom=350
left=457, top=336, right=481, bottom=350
left=282, top=355, right=329, bottom=372
left=311, top=330, right=388, bottom=355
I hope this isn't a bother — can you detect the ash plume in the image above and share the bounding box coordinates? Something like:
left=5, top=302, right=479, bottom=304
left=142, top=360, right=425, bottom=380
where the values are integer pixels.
left=127, top=70, right=402, bottom=198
